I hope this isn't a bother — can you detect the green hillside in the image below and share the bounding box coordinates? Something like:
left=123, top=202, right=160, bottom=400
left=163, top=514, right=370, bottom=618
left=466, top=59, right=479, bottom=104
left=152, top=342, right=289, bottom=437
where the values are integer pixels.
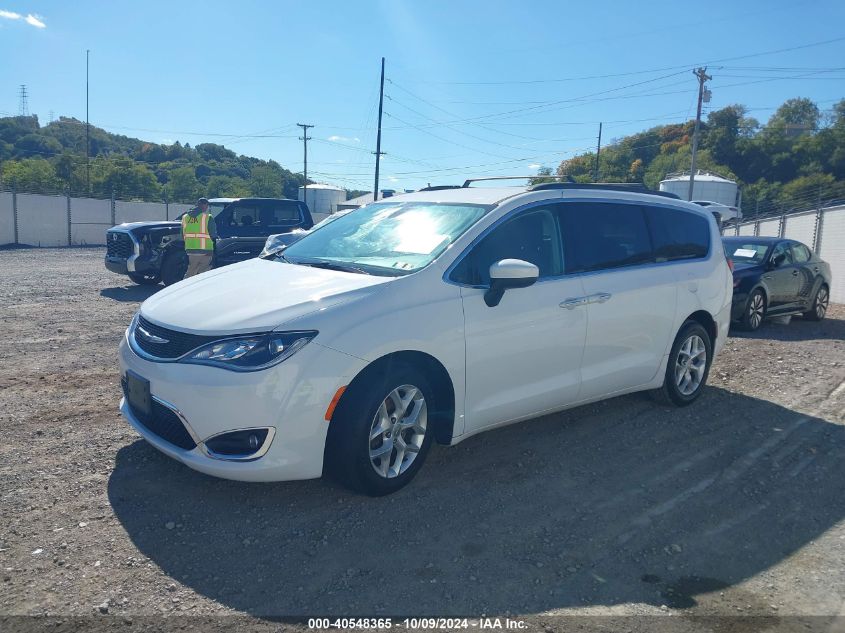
left=548, top=97, right=845, bottom=216
left=0, top=115, right=312, bottom=202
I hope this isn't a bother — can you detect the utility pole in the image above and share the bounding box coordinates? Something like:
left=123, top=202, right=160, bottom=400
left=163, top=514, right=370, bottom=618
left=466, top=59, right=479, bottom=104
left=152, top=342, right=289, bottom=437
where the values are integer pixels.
left=594, top=122, right=603, bottom=182
left=297, top=123, right=314, bottom=207
left=687, top=67, right=711, bottom=201
left=373, top=57, right=386, bottom=202
left=86, top=50, right=91, bottom=195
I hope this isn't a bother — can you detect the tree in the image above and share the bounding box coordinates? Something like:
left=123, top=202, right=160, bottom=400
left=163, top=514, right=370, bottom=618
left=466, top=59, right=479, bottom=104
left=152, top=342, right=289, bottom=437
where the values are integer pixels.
left=1, top=158, right=62, bottom=191
left=249, top=165, right=282, bottom=197
left=168, top=166, right=202, bottom=202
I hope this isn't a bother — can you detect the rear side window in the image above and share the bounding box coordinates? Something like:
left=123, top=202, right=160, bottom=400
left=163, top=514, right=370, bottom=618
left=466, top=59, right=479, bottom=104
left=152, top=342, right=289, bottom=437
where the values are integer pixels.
left=559, top=202, right=652, bottom=273
left=792, top=242, right=811, bottom=262
left=261, top=201, right=303, bottom=226
left=645, top=206, right=710, bottom=262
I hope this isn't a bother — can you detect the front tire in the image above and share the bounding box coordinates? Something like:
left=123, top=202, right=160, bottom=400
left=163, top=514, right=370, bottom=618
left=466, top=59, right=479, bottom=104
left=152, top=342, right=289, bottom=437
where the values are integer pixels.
left=651, top=320, right=712, bottom=407
left=127, top=271, right=161, bottom=285
left=803, top=285, right=829, bottom=321
left=161, top=249, right=188, bottom=286
left=325, top=363, right=435, bottom=496
left=740, top=289, right=766, bottom=331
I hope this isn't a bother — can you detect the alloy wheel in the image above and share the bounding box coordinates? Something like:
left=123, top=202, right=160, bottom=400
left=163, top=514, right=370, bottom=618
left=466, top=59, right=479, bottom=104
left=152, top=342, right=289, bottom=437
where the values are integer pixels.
left=748, top=292, right=764, bottom=330
left=675, top=334, right=707, bottom=396
left=368, top=384, right=428, bottom=479
left=816, top=287, right=829, bottom=319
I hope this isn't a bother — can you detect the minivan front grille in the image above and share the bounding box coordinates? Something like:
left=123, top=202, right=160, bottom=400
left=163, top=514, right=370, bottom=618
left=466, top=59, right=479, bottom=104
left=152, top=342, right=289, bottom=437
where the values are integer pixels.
left=133, top=315, right=220, bottom=360
left=107, top=232, right=134, bottom=259
left=121, top=378, right=197, bottom=450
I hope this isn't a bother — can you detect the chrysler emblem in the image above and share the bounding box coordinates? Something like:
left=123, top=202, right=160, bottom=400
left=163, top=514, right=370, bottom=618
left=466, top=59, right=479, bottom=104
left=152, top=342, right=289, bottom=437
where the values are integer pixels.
left=136, top=324, right=169, bottom=345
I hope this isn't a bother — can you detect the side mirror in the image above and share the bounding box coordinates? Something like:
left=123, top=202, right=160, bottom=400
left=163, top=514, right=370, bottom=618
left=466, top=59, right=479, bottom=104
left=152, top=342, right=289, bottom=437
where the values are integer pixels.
left=484, top=259, right=539, bottom=307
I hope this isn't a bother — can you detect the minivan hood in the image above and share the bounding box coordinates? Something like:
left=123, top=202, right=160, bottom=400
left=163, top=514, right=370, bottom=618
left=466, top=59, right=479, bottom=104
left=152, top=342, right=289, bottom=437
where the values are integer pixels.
left=139, top=258, right=392, bottom=334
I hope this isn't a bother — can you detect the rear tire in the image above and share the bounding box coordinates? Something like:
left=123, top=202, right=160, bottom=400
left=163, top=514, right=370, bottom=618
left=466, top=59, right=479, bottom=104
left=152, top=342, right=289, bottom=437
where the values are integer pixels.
left=803, top=285, right=829, bottom=321
left=651, top=320, right=712, bottom=407
left=740, top=289, right=766, bottom=331
left=161, top=249, right=188, bottom=286
left=325, top=363, right=435, bottom=496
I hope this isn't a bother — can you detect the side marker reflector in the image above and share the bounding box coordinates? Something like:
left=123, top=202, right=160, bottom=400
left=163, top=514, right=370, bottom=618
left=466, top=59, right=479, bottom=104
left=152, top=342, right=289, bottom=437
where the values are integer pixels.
left=325, top=386, right=347, bottom=421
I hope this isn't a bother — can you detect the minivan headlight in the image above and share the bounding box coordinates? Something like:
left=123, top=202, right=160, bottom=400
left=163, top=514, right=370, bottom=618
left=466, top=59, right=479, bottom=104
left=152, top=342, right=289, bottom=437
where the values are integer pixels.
left=181, top=331, right=317, bottom=371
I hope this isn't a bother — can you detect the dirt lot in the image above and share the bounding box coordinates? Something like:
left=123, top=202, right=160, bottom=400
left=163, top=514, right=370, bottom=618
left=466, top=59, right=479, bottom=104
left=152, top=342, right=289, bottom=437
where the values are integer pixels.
left=1, top=247, right=845, bottom=631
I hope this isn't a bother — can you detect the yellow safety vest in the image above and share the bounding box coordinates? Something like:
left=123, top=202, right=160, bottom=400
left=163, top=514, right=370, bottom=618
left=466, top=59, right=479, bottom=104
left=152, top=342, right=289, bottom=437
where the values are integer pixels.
left=182, top=212, right=213, bottom=252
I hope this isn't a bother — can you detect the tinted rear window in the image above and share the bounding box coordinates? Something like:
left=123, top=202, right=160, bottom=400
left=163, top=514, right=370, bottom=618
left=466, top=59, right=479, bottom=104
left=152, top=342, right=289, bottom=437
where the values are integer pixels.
left=559, top=202, right=652, bottom=273
left=645, top=206, right=710, bottom=262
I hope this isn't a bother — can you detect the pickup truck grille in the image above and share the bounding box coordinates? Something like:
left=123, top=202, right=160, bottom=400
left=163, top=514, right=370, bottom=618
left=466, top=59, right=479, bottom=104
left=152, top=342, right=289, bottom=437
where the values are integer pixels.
left=107, top=232, right=134, bottom=259
left=133, top=315, right=220, bottom=360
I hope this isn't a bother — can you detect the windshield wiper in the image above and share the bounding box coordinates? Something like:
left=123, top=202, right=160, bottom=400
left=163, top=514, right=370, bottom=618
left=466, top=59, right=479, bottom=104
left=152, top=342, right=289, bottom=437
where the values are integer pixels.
left=292, top=259, right=372, bottom=275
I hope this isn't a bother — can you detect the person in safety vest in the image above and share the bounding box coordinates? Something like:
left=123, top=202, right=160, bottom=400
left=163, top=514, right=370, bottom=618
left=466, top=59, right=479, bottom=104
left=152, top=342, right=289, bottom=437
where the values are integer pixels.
left=182, top=197, right=217, bottom=278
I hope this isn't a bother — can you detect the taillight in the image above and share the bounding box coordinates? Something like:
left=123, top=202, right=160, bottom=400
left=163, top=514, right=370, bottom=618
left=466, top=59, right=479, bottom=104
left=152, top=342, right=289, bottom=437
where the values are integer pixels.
left=727, top=258, right=734, bottom=272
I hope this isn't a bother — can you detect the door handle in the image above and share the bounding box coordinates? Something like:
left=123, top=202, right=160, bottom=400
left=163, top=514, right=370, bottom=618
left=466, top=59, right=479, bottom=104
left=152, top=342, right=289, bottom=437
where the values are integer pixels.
left=560, top=297, right=587, bottom=310
left=590, top=292, right=612, bottom=304
left=763, top=275, right=772, bottom=280
left=792, top=270, right=799, bottom=276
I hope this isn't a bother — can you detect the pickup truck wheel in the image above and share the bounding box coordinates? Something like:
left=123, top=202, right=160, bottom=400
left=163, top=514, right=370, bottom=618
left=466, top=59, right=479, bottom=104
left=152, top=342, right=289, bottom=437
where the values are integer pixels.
left=127, top=272, right=161, bottom=285
left=161, top=250, right=188, bottom=286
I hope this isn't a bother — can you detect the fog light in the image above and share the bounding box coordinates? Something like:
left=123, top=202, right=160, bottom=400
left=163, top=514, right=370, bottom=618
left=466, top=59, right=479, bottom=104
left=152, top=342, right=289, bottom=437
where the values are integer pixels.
left=204, top=428, right=271, bottom=459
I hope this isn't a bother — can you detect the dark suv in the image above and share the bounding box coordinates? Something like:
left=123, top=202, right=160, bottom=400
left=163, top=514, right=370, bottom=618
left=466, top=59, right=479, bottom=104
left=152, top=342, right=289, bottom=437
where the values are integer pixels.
left=105, top=197, right=313, bottom=286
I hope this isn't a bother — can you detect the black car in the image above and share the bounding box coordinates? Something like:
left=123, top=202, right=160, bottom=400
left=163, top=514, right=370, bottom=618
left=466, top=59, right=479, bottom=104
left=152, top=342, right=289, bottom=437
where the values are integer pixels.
left=723, top=236, right=832, bottom=331
left=105, top=197, right=313, bottom=286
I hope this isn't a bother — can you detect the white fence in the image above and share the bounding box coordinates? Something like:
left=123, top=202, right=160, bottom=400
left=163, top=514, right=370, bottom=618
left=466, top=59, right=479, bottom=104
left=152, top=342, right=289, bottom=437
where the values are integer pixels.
left=724, top=204, right=845, bottom=303
left=0, top=191, right=192, bottom=247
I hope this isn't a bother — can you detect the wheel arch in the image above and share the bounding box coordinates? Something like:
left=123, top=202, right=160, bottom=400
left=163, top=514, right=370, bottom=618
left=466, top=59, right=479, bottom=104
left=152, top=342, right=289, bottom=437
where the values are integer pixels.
left=684, top=309, right=717, bottom=347
left=330, top=350, right=457, bottom=445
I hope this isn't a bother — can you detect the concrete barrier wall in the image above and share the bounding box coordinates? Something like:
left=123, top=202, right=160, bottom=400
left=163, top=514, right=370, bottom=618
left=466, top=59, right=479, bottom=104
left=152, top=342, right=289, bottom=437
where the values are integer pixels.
left=116, top=200, right=168, bottom=224
left=758, top=219, right=780, bottom=237
left=0, top=192, right=13, bottom=245
left=71, top=198, right=112, bottom=246
left=818, top=207, right=845, bottom=304
left=17, top=193, right=67, bottom=247
left=783, top=212, right=818, bottom=250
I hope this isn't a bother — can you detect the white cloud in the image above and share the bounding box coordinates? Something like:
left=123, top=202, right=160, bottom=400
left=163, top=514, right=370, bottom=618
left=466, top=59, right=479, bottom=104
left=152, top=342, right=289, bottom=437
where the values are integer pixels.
left=528, top=163, right=541, bottom=169
left=327, top=135, right=360, bottom=143
left=24, top=13, right=45, bottom=28
left=0, top=10, right=46, bottom=27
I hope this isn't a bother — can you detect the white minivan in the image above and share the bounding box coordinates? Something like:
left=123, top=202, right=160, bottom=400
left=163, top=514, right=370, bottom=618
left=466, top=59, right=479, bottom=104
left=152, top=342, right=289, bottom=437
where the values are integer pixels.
left=119, top=182, right=733, bottom=495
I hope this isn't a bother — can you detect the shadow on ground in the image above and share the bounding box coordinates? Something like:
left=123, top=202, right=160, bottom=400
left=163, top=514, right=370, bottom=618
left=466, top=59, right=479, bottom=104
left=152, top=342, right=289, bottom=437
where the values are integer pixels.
left=730, top=312, right=845, bottom=342
left=100, top=285, right=161, bottom=302
left=108, top=387, right=845, bottom=617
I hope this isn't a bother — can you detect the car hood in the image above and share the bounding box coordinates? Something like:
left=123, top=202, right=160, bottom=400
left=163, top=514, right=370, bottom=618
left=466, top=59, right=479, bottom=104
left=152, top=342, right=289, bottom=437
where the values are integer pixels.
left=111, top=221, right=180, bottom=232
left=139, top=258, right=393, bottom=334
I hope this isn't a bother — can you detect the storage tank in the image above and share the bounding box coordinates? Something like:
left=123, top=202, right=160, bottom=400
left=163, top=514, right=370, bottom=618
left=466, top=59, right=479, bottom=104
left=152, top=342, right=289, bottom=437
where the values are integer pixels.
left=298, top=184, right=346, bottom=215
left=659, top=171, right=740, bottom=208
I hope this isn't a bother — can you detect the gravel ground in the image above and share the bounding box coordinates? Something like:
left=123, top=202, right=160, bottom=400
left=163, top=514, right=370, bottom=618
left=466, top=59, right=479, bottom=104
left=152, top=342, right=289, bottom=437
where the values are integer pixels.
left=1, top=248, right=844, bottom=632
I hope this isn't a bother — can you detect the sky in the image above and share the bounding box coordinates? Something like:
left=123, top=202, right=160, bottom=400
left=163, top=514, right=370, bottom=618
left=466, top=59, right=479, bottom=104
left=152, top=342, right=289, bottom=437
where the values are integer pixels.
left=1, top=0, right=844, bottom=192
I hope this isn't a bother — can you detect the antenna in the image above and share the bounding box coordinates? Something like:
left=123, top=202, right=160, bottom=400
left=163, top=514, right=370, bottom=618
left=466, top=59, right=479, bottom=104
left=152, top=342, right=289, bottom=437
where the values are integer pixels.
left=18, top=85, right=29, bottom=117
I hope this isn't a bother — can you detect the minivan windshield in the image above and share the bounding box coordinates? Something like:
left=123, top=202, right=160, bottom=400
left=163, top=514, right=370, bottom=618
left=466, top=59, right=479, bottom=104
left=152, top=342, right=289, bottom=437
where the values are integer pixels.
left=281, top=201, right=489, bottom=276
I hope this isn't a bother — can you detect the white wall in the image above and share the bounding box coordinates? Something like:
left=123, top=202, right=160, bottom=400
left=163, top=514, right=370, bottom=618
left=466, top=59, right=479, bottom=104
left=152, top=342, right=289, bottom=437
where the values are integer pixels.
left=818, top=207, right=845, bottom=304
left=0, top=192, right=13, bottom=245
left=782, top=212, right=817, bottom=250
left=17, top=193, right=67, bottom=247
left=71, top=197, right=112, bottom=246
left=758, top=219, right=780, bottom=237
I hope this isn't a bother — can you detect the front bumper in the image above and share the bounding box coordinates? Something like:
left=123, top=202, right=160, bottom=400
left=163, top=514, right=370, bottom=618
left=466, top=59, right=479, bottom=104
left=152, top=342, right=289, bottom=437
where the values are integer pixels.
left=117, top=332, right=366, bottom=482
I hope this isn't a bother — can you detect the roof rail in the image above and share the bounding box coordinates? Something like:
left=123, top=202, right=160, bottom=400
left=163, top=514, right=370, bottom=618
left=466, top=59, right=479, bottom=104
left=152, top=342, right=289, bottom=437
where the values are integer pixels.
left=529, top=182, right=681, bottom=199
left=461, top=175, right=575, bottom=188
left=419, top=185, right=463, bottom=192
